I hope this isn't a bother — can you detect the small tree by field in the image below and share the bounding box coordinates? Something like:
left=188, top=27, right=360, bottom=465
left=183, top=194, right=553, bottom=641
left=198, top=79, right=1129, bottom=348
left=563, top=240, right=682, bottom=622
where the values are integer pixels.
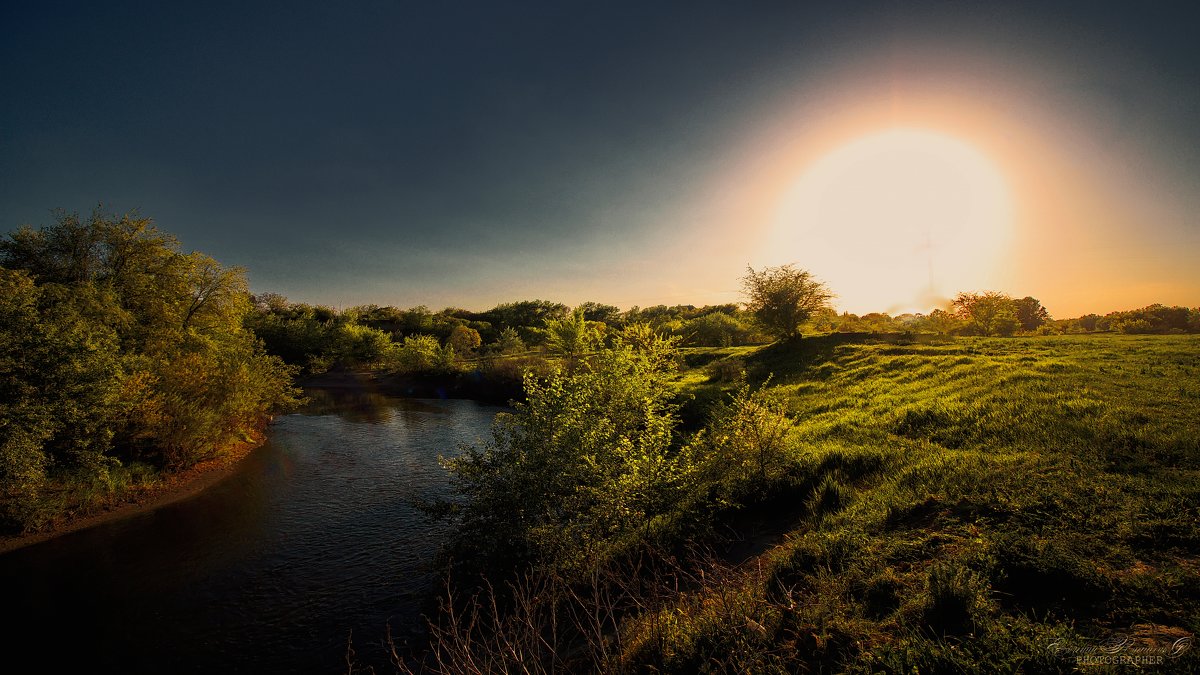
left=741, top=264, right=832, bottom=341
left=493, top=326, right=526, bottom=354
left=952, top=291, right=1019, bottom=336
left=1013, top=296, right=1051, bottom=331
left=543, top=307, right=603, bottom=358
left=446, top=325, right=482, bottom=357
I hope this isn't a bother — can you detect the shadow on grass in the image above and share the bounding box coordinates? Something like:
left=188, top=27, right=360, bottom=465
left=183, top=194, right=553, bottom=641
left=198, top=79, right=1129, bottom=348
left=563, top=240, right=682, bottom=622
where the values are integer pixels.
left=744, top=332, right=954, bottom=384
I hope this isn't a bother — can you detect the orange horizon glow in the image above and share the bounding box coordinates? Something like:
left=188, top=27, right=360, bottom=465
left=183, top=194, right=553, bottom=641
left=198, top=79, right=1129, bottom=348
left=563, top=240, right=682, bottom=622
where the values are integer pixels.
left=664, top=67, right=1200, bottom=319
left=760, top=128, right=1012, bottom=315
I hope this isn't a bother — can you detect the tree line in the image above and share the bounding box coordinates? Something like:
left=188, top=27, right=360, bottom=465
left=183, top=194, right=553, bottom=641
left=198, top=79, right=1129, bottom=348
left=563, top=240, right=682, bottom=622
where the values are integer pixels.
left=245, top=295, right=770, bottom=375
left=248, top=262, right=1200, bottom=382
left=0, top=210, right=299, bottom=531
left=742, top=264, right=1198, bottom=338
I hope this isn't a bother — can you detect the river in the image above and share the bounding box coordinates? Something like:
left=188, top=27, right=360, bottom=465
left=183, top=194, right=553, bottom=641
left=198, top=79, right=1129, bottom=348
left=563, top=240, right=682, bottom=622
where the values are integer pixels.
left=0, top=388, right=503, bottom=673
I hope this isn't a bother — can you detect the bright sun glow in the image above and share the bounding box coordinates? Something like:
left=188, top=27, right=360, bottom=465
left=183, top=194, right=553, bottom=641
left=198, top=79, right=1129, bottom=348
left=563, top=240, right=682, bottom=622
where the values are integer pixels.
left=762, top=128, right=1013, bottom=314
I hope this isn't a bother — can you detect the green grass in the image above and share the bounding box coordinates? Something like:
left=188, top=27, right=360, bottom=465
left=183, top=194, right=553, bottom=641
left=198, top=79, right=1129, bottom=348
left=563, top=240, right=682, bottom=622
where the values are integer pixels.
left=403, top=334, right=1199, bottom=672
left=634, top=334, right=1200, bottom=672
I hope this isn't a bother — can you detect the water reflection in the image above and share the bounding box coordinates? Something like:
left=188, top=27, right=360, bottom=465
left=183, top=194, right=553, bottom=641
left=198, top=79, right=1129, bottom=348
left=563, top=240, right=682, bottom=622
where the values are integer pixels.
left=0, top=390, right=502, bottom=674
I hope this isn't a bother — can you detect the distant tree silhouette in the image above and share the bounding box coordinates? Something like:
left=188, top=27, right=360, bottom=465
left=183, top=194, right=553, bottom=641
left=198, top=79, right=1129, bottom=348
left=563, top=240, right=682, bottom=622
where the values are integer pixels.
left=1013, top=296, right=1051, bottom=331
left=741, top=264, right=832, bottom=341
left=952, top=292, right=1019, bottom=336
left=447, top=325, right=482, bottom=357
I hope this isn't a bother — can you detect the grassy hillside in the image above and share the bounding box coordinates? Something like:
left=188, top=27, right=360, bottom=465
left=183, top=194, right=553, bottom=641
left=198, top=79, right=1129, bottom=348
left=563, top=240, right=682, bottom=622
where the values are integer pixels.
left=634, top=334, right=1200, bottom=671
left=407, top=334, right=1199, bottom=673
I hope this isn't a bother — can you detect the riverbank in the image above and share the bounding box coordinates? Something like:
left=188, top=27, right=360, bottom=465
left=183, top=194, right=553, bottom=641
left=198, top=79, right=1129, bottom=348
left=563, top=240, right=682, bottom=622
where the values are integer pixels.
left=0, top=368, right=507, bottom=556
left=0, top=432, right=265, bottom=555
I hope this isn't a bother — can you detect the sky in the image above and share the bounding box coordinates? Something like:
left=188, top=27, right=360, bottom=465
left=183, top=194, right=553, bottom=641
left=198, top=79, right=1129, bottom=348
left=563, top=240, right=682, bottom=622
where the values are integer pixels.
left=2, top=0, right=1198, bottom=316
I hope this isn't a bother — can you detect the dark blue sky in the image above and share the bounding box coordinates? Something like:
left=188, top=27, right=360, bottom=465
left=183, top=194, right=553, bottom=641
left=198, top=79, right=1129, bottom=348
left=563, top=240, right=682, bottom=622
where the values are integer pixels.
left=3, top=1, right=1198, bottom=311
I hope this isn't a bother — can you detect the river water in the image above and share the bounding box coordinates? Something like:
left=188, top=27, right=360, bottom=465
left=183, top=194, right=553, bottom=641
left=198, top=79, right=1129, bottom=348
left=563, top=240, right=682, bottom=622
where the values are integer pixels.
left=0, top=388, right=503, bottom=673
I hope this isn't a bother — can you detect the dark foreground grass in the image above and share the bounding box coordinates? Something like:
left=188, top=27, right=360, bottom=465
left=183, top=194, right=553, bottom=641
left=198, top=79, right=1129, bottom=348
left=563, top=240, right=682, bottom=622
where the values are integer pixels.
left=634, top=334, right=1200, bottom=672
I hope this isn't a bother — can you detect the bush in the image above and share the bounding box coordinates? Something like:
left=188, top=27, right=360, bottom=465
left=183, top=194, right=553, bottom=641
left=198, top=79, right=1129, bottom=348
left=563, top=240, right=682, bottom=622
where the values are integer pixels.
left=690, top=383, right=796, bottom=487
left=441, top=325, right=687, bottom=570
left=395, top=334, right=456, bottom=374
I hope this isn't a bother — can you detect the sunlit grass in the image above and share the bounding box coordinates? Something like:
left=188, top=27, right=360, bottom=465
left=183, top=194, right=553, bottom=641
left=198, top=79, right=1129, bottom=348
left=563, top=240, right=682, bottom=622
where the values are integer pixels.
left=630, top=333, right=1200, bottom=671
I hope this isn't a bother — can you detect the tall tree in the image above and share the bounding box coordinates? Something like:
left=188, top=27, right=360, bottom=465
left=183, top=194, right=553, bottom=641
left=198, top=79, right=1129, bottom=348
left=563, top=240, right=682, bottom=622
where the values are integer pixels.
left=1013, top=296, right=1051, bottom=331
left=446, top=324, right=483, bottom=357
left=740, top=264, right=832, bottom=341
left=543, top=307, right=602, bottom=359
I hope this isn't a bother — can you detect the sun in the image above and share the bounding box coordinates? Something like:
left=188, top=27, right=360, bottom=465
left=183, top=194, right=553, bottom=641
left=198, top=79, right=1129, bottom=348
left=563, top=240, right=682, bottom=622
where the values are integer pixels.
left=762, top=128, right=1013, bottom=314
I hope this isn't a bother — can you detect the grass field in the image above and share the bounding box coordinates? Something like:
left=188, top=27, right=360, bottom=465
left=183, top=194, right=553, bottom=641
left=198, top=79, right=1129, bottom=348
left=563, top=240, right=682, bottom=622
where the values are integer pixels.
left=407, top=333, right=1200, bottom=673
left=628, top=334, right=1200, bottom=672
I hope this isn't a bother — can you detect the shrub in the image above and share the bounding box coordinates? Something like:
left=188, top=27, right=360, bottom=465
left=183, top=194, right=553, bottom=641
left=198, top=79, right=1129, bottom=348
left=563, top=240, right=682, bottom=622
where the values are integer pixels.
left=691, top=382, right=795, bottom=486
left=441, top=325, right=687, bottom=570
left=395, top=334, right=456, bottom=374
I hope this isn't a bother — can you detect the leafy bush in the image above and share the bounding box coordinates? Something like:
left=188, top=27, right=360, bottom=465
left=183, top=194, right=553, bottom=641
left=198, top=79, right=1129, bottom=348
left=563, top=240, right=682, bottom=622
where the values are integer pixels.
left=690, top=382, right=796, bottom=487
left=395, top=334, right=456, bottom=374
left=441, top=325, right=686, bottom=570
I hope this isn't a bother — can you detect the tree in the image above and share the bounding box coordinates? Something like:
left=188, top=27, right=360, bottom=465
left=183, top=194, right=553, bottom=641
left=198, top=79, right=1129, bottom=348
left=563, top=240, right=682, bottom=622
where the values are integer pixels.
left=493, top=327, right=526, bottom=355
left=952, top=292, right=1019, bottom=336
left=395, top=334, right=455, bottom=373
left=681, top=311, right=751, bottom=347
left=923, top=308, right=963, bottom=335
left=0, top=269, right=123, bottom=527
left=1, top=208, right=299, bottom=521
left=740, top=264, right=832, bottom=341
left=1013, top=296, right=1051, bottom=331
left=578, top=301, right=622, bottom=326
left=446, top=324, right=482, bottom=357
left=543, top=307, right=602, bottom=358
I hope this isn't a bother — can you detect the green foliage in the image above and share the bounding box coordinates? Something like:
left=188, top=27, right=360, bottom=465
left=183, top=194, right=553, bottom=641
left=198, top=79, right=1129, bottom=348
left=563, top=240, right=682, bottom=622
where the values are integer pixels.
left=1114, top=317, right=1154, bottom=334
left=416, top=333, right=1200, bottom=673
left=1013, top=295, right=1051, bottom=331
left=395, top=334, right=456, bottom=374
left=690, top=382, right=796, bottom=487
left=542, top=307, right=603, bottom=358
left=577, top=301, right=622, bottom=325
left=921, top=308, right=963, bottom=335
left=741, top=264, right=832, bottom=341
left=446, top=325, right=482, bottom=357
left=477, top=300, right=569, bottom=345
left=335, top=322, right=396, bottom=365
left=0, top=209, right=299, bottom=531
left=679, top=311, right=758, bottom=347
left=441, top=325, right=686, bottom=569
left=952, top=291, right=1019, bottom=336
left=493, top=326, right=526, bottom=355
